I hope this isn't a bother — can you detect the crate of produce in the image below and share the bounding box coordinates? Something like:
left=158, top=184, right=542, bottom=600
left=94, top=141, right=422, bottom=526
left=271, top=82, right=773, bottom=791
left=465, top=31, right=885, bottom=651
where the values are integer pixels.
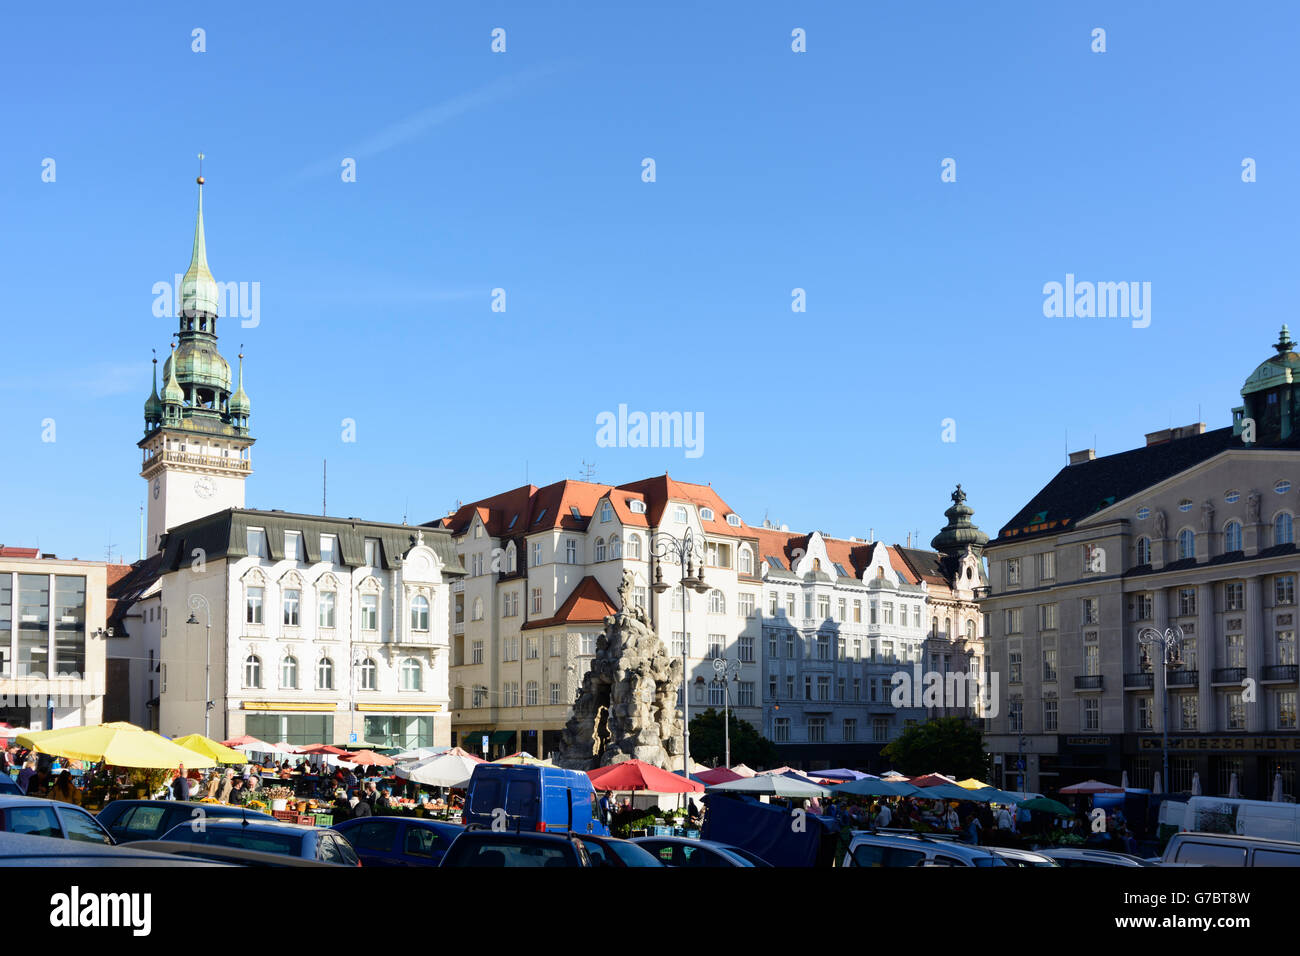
left=296, top=815, right=314, bottom=825
left=272, top=809, right=298, bottom=823
left=651, top=825, right=674, bottom=836
left=314, top=813, right=334, bottom=827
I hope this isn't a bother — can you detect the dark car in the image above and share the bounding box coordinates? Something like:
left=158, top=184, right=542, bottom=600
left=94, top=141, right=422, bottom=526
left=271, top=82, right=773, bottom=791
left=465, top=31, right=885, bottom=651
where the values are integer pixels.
left=0, top=796, right=115, bottom=845
left=331, top=816, right=463, bottom=867
left=630, top=836, right=760, bottom=867
left=577, top=834, right=664, bottom=867
left=439, top=829, right=592, bottom=867
left=97, top=799, right=274, bottom=843
left=156, top=818, right=360, bottom=865
left=0, top=830, right=229, bottom=867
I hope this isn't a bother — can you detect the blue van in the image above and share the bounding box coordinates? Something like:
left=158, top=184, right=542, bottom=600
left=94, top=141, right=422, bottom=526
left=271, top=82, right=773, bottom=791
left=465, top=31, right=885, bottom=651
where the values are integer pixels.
left=464, top=764, right=609, bottom=836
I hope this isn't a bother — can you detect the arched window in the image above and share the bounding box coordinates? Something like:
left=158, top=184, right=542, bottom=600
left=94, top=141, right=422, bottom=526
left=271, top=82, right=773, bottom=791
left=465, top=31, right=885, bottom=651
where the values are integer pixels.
left=709, top=589, right=726, bottom=614
left=610, top=535, right=622, bottom=559
left=1277, top=512, right=1295, bottom=546
left=410, top=595, right=429, bottom=631
left=317, top=657, right=334, bottom=690
left=595, top=538, right=606, bottom=562
left=525, top=681, right=539, bottom=706
left=931, top=616, right=938, bottom=637
left=401, top=658, right=422, bottom=691
left=244, top=655, right=262, bottom=689
left=1178, top=529, right=1196, bottom=560
left=628, top=534, right=642, bottom=560
left=472, top=597, right=484, bottom=621
left=1223, top=521, right=1243, bottom=553
left=1136, top=536, right=1151, bottom=565
left=739, top=547, right=753, bottom=575
left=506, top=544, right=517, bottom=573
left=945, top=617, right=952, bottom=638
left=280, top=655, right=298, bottom=689
left=358, top=657, right=376, bottom=690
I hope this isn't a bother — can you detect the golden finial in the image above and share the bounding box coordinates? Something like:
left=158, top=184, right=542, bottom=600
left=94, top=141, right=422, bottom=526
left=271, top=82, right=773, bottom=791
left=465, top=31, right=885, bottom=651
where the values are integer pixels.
left=197, top=152, right=205, bottom=185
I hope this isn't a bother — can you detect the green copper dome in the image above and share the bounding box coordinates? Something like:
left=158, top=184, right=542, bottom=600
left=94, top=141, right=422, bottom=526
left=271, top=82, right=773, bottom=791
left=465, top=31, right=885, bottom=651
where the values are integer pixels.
left=229, top=352, right=250, bottom=416
left=162, top=347, right=185, bottom=404
left=163, top=339, right=231, bottom=392
left=1241, top=325, right=1299, bottom=397
left=181, top=180, right=219, bottom=317
left=144, top=357, right=162, bottom=421
left=931, top=484, right=989, bottom=555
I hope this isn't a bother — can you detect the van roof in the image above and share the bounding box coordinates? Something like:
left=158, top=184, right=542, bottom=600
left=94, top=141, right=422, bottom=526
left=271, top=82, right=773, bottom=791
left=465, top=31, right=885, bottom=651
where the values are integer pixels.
left=1176, top=831, right=1300, bottom=846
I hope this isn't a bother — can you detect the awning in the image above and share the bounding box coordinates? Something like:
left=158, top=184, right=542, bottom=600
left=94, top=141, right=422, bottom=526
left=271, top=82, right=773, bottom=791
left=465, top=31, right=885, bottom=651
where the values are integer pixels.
left=491, top=730, right=515, bottom=745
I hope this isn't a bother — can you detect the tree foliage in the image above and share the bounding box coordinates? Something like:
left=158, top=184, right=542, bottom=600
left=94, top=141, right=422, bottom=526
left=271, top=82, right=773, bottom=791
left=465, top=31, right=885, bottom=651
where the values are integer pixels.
left=880, top=717, right=987, bottom=780
left=689, top=708, right=779, bottom=768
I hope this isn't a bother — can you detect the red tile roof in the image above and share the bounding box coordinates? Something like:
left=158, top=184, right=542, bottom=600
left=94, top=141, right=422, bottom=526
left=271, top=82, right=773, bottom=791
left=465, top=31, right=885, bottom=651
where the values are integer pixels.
left=522, top=576, right=618, bottom=630
left=747, top=527, right=921, bottom=584
left=0, top=546, right=39, bottom=558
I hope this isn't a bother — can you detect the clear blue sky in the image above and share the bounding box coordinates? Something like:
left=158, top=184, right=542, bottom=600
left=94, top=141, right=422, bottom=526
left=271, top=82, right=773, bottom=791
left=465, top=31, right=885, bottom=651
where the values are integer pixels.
left=2, top=2, right=1297, bottom=561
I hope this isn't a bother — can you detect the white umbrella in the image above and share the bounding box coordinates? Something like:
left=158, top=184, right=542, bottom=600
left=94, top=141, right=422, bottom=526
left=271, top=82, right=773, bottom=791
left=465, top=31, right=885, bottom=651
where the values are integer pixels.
left=1121, top=771, right=1130, bottom=790
left=396, top=751, right=481, bottom=788
left=1228, top=773, right=1240, bottom=799
left=1191, top=771, right=1202, bottom=796
left=1273, top=773, right=1284, bottom=802
left=1152, top=771, right=1163, bottom=794
left=394, top=746, right=448, bottom=763
left=707, top=775, right=831, bottom=798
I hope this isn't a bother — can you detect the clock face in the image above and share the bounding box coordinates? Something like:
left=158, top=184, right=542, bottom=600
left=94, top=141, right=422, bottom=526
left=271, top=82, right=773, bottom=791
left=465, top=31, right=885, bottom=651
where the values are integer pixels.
left=153, top=479, right=160, bottom=500
left=195, top=476, right=217, bottom=499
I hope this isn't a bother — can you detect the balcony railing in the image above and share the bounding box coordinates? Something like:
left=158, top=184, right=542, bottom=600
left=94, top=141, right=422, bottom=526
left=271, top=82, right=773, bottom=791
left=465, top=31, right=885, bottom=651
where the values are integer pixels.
left=1264, top=664, right=1299, bottom=682
left=1124, top=672, right=1154, bottom=689
left=1167, top=670, right=1199, bottom=687
left=1074, top=675, right=1104, bottom=690
left=145, top=450, right=251, bottom=472
left=1212, top=667, right=1247, bottom=684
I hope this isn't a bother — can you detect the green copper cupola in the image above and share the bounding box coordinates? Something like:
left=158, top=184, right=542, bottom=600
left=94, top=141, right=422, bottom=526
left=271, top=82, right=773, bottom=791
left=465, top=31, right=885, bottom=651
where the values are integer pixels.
left=931, top=484, right=989, bottom=557
left=180, top=173, right=220, bottom=324
left=143, top=353, right=163, bottom=433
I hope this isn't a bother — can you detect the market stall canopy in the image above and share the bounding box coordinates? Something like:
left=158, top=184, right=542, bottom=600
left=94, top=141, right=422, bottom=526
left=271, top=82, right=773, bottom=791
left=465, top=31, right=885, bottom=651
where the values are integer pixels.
left=298, top=744, right=349, bottom=756
left=808, top=769, right=875, bottom=782
left=1059, top=780, right=1123, bottom=795
left=1020, top=797, right=1074, bottom=815
left=172, top=733, right=248, bottom=764
left=727, top=764, right=757, bottom=778
left=219, top=734, right=279, bottom=753
left=695, top=767, right=743, bottom=786
left=589, top=760, right=704, bottom=793
left=707, top=775, right=831, bottom=798
left=911, top=783, right=976, bottom=801
left=393, top=746, right=450, bottom=763
left=908, top=773, right=960, bottom=788
left=880, top=771, right=909, bottom=780
left=396, top=750, right=484, bottom=788
left=343, top=749, right=395, bottom=767
left=492, top=752, right=553, bottom=766
left=18, top=722, right=218, bottom=769
left=966, top=787, right=1026, bottom=805
left=833, top=778, right=923, bottom=798
left=671, top=770, right=710, bottom=785
left=956, top=778, right=994, bottom=790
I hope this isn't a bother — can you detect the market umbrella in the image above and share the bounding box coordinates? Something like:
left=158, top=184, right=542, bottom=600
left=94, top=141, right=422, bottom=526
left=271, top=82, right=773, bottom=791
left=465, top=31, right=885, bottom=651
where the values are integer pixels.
left=808, top=768, right=875, bottom=782
left=1152, top=771, right=1163, bottom=794
left=880, top=771, right=909, bottom=780
left=695, top=767, right=743, bottom=786
left=172, top=733, right=248, bottom=764
left=1059, top=779, right=1123, bottom=795
left=396, top=750, right=484, bottom=788
left=17, top=722, right=217, bottom=769
left=707, top=775, right=831, bottom=798
left=913, top=783, right=976, bottom=802
left=393, top=746, right=449, bottom=763
left=1121, top=771, right=1130, bottom=790
left=493, top=752, right=553, bottom=766
left=220, top=734, right=278, bottom=753
left=1273, top=773, right=1284, bottom=802
left=671, top=770, right=710, bottom=785
left=956, top=777, right=993, bottom=790
left=1228, top=773, right=1241, bottom=799
left=298, top=744, right=349, bottom=756
left=908, top=773, right=959, bottom=789
left=1191, top=772, right=1202, bottom=796
left=344, top=749, right=395, bottom=767
left=727, top=764, right=757, bottom=778
left=589, top=760, right=704, bottom=793
left=965, top=787, right=1025, bottom=805
left=1020, top=797, right=1074, bottom=816
left=833, top=778, right=923, bottom=798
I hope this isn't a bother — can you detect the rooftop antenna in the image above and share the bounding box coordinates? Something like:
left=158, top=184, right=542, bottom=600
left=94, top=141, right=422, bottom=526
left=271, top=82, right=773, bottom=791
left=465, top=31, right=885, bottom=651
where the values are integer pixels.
left=580, top=459, right=597, bottom=482
left=138, top=503, right=145, bottom=560
left=104, top=530, right=116, bottom=564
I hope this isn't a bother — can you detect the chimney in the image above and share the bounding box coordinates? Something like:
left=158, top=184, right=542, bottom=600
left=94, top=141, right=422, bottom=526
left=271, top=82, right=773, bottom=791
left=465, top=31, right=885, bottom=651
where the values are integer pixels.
left=1145, top=422, right=1206, bottom=447
left=1069, top=448, right=1096, bottom=465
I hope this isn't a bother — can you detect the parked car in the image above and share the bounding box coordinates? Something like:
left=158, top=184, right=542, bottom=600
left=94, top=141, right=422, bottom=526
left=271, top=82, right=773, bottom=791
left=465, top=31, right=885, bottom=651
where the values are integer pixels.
left=1162, top=831, right=1300, bottom=867
left=0, top=830, right=229, bottom=867
left=439, top=829, right=592, bottom=867
left=97, top=799, right=273, bottom=843
left=463, top=763, right=608, bottom=835
left=0, top=796, right=114, bottom=845
left=576, top=833, right=663, bottom=867
left=841, top=832, right=1008, bottom=867
left=1039, top=847, right=1155, bottom=867
left=631, top=836, right=761, bottom=867
left=989, top=846, right=1060, bottom=867
left=331, top=816, right=463, bottom=866
left=1172, top=796, right=1300, bottom=843
left=155, top=818, right=360, bottom=865
left=0, top=775, right=22, bottom=796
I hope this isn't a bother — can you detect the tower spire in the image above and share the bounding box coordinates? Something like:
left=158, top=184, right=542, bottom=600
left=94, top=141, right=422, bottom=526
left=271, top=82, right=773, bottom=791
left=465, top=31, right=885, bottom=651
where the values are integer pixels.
left=181, top=154, right=218, bottom=319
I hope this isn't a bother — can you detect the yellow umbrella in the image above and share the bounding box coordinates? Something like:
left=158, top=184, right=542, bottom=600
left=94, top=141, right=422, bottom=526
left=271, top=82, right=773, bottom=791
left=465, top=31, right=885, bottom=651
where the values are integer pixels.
left=172, top=733, right=248, bottom=765
left=492, top=751, right=554, bottom=766
left=17, top=722, right=217, bottom=769
left=956, top=777, right=994, bottom=790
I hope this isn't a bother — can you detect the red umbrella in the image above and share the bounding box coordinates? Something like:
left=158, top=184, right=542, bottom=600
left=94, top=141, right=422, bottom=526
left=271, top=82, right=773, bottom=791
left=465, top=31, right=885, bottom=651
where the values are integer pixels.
left=908, top=773, right=960, bottom=788
left=588, top=759, right=704, bottom=793
left=298, top=744, right=349, bottom=755
left=219, top=734, right=278, bottom=752
left=1060, top=779, right=1123, bottom=794
left=442, top=746, right=487, bottom=763
left=342, top=749, right=395, bottom=767
left=695, top=767, right=742, bottom=786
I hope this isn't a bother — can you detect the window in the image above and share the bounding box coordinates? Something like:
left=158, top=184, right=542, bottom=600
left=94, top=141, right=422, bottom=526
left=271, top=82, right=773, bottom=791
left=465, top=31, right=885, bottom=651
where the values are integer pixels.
left=1278, top=480, right=1294, bottom=495
left=1224, top=581, right=1244, bottom=611
left=1137, top=594, right=1153, bottom=620
left=630, top=499, right=646, bottom=514
left=816, top=635, right=830, bottom=661
left=401, top=659, right=422, bottom=692
left=728, top=513, right=741, bottom=526
left=244, top=655, right=262, bottom=688
left=913, top=606, right=921, bottom=628
left=506, top=546, right=517, bottom=573
left=550, top=683, right=561, bottom=705
left=739, top=635, right=754, bottom=662
left=739, top=548, right=753, bottom=574
left=246, top=587, right=264, bottom=625
left=1043, top=647, right=1057, bottom=682
left=709, top=590, right=726, bottom=614
left=1178, top=588, right=1197, bottom=617
left=1039, top=604, right=1058, bottom=630
left=1137, top=507, right=1150, bottom=520
left=580, top=633, right=596, bottom=655
left=1009, top=648, right=1022, bottom=684
left=1278, top=575, right=1296, bottom=605
left=882, top=602, right=893, bottom=624
left=1083, top=698, right=1099, bottom=730
left=774, top=718, right=790, bottom=742
left=1005, top=608, right=1023, bottom=634
left=358, top=657, right=376, bottom=690
left=318, top=591, right=336, bottom=628
left=1276, top=513, right=1295, bottom=546
left=1279, top=691, right=1297, bottom=730
left=595, top=538, right=606, bottom=562
left=870, top=603, right=878, bottom=625
left=609, top=535, right=621, bottom=559
left=1082, top=598, right=1099, bottom=625
left=804, top=595, right=813, bottom=620
left=671, top=632, right=686, bottom=657
left=471, top=597, right=483, bottom=621
left=283, top=589, right=300, bottom=626
left=1279, top=630, right=1296, bottom=666
left=525, top=681, right=538, bottom=707
left=284, top=532, right=302, bottom=561
left=317, top=657, right=334, bottom=690
left=738, top=682, right=755, bottom=706
left=526, top=637, right=538, bottom=660
left=672, top=587, right=691, bottom=613
left=1006, top=559, right=1021, bottom=586
left=410, top=595, right=429, bottom=631
left=785, top=631, right=795, bottom=658
left=533, top=542, right=542, bottom=567
left=246, top=529, right=268, bottom=558
left=673, top=506, right=688, bottom=523
left=738, top=592, right=755, bottom=618
left=471, top=685, right=488, bottom=708
left=319, top=535, right=336, bottom=564
left=1180, top=695, right=1198, bottom=731
left=873, top=718, right=889, bottom=742
left=1138, top=696, right=1153, bottom=730
left=1044, top=699, right=1058, bottom=731
left=1084, top=644, right=1099, bottom=676
left=1009, top=698, right=1023, bottom=733
left=708, top=682, right=724, bottom=707
left=785, top=593, right=796, bottom=617
left=472, top=640, right=483, bottom=664
left=1178, top=529, right=1196, bottom=560
left=364, top=538, right=381, bottom=567
left=1178, top=498, right=1193, bottom=513
left=808, top=717, right=826, bottom=743
left=1136, top=536, right=1151, bottom=565
left=361, top=594, right=379, bottom=630
left=565, top=539, right=577, bottom=564
left=531, top=589, right=542, bottom=614
left=280, top=655, right=298, bottom=689
left=599, top=501, right=612, bottom=523
left=853, top=600, right=862, bottom=623
left=628, top=534, right=642, bottom=560
left=1039, top=551, right=1056, bottom=579
left=1226, top=691, right=1245, bottom=730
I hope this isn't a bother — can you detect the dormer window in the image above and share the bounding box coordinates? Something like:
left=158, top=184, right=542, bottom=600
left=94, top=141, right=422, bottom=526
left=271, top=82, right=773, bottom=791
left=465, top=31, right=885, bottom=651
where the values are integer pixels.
left=700, top=508, right=714, bottom=521
left=673, top=506, right=688, bottom=523
left=600, top=501, right=612, bottom=522
left=246, top=529, right=268, bottom=558
left=727, top=514, right=741, bottom=526
left=571, top=506, right=582, bottom=519
left=630, top=500, right=646, bottom=514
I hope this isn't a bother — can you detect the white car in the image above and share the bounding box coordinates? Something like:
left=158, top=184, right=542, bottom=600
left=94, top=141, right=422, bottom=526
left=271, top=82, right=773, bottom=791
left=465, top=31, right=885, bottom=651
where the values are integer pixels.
left=989, top=846, right=1059, bottom=867
left=1039, top=846, right=1154, bottom=867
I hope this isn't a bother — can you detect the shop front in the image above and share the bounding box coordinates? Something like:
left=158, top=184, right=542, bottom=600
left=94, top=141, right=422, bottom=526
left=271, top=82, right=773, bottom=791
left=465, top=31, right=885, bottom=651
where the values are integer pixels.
left=1124, top=734, right=1300, bottom=801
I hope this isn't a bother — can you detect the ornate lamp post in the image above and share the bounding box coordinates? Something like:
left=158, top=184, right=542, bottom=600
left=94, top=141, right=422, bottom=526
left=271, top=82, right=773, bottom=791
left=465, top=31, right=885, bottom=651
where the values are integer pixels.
left=1137, top=624, right=1184, bottom=793
left=651, top=529, right=710, bottom=775
left=712, top=657, right=740, bottom=767
left=185, top=594, right=213, bottom=738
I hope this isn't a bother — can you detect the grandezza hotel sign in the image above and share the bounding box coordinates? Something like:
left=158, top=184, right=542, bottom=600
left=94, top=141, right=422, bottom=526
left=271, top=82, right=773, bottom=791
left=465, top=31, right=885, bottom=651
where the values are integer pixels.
left=1139, top=736, right=1300, bottom=753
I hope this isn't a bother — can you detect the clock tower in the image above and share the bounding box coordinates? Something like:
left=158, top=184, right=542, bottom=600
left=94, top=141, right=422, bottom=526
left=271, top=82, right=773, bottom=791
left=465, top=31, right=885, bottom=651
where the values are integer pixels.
left=140, top=172, right=254, bottom=554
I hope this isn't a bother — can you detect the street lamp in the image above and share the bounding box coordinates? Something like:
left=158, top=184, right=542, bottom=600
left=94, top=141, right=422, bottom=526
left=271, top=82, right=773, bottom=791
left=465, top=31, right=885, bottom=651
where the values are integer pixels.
left=712, top=657, right=740, bottom=767
left=185, top=594, right=213, bottom=738
left=1137, top=624, right=1184, bottom=794
left=651, top=528, right=710, bottom=776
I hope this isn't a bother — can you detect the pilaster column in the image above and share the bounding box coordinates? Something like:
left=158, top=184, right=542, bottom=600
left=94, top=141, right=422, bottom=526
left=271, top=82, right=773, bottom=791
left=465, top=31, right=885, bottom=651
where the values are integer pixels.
left=1246, top=576, right=1266, bottom=732
left=1153, top=587, right=1168, bottom=733
left=1197, top=583, right=1214, bottom=731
